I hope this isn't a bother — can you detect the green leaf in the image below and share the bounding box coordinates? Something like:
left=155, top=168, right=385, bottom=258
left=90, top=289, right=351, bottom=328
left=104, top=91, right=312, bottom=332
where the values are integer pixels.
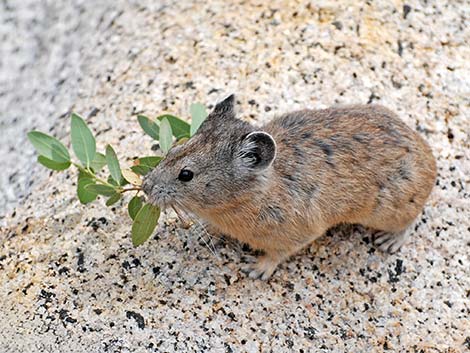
left=157, top=115, right=190, bottom=139
left=159, top=117, right=173, bottom=154
left=77, top=172, right=97, bottom=204
left=107, top=175, right=118, bottom=186
left=128, top=196, right=144, bottom=220
left=27, top=131, right=70, bottom=163
left=90, top=152, right=106, bottom=172
left=131, top=203, right=160, bottom=246
left=107, top=174, right=128, bottom=186
left=105, top=145, right=122, bottom=184
left=138, top=156, right=162, bottom=168
left=189, top=103, right=208, bottom=136
left=84, top=184, right=117, bottom=196
left=130, top=165, right=151, bottom=176
left=71, top=113, right=96, bottom=168
left=137, top=115, right=159, bottom=140
left=106, top=192, right=122, bottom=206
left=131, top=156, right=162, bottom=175
left=37, top=156, right=71, bottom=171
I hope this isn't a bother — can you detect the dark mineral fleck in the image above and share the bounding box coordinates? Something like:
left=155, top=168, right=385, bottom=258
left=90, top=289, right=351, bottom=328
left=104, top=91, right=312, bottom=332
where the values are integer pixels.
left=403, top=4, right=412, bottom=19
left=126, top=310, right=145, bottom=329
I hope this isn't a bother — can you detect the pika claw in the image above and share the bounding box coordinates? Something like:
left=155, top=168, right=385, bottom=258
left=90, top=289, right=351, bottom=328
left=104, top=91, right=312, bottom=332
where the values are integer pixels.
left=248, top=269, right=263, bottom=280
left=373, top=230, right=409, bottom=253
left=240, top=255, right=257, bottom=264
left=240, top=263, right=254, bottom=275
left=241, top=255, right=279, bottom=280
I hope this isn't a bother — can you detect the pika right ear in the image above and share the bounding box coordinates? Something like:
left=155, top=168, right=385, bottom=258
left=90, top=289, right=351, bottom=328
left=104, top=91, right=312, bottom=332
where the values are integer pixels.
left=237, top=131, right=277, bottom=171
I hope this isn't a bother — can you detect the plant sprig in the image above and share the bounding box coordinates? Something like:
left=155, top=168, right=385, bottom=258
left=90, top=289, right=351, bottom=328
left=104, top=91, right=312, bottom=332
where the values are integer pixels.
left=28, top=104, right=208, bottom=246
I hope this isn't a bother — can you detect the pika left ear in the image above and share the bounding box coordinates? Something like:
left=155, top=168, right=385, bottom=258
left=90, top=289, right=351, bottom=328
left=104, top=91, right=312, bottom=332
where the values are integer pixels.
left=237, top=131, right=277, bottom=171
left=212, top=94, right=235, bottom=116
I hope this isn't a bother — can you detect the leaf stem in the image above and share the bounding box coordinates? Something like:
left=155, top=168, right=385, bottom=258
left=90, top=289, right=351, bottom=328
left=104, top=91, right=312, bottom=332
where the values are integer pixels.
left=72, top=162, right=117, bottom=189
left=121, top=187, right=142, bottom=193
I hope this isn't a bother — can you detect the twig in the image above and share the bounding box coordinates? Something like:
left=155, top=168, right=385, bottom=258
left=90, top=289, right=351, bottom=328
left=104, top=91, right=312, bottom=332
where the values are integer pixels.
left=120, top=187, right=142, bottom=193
left=172, top=206, right=192, bottom=229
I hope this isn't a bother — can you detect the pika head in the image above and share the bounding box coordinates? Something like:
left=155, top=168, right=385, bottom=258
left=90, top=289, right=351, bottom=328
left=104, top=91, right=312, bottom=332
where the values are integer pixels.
left=142, top=95, right=277, bottom=214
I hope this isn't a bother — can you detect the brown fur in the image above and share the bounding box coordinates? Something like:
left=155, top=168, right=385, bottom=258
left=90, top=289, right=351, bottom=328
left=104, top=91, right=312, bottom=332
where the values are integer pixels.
left=143, top=95, right=436, bottom=280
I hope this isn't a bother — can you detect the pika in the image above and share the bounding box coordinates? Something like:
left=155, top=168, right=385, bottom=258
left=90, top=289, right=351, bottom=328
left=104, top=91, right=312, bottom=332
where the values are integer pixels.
left=143, top=95, right=436, bottom=280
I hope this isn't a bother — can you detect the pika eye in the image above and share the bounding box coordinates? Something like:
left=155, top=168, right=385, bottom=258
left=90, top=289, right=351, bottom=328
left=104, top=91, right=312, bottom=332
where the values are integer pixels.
left=178, top=169, right=193, bottom=182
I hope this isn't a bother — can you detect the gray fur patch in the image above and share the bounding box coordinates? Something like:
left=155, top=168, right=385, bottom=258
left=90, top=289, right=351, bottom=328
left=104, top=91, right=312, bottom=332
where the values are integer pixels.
left=304, top=183, right=318, bottom=198
left=330, top=134, right=353, bottom=152
left=258, top=205, right=285, bottom=223
left=279, top=113, right=310, bottom=130
left=378, top=123, right=403, bottom=144
left=313, top=139, right=334, bottom=167
left=398, top=160, right=411, bottom=180
left=293, top=146, right=304, bottom=158
left=315, top=140, right=333, bottom=157
left=283, top=173, right=298, bottom=183
left=353, top=133, right=369, bottom=143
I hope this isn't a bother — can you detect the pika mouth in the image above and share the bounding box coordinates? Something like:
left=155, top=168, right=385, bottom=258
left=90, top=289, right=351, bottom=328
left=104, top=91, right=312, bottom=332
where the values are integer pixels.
left=146, top=195, right=166, bottom=209
left=145, top=192, right=177, bottom=211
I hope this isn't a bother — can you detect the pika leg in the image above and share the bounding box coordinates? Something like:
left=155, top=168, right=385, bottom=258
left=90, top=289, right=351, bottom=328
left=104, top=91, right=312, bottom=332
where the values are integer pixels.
left=241, top=244, right=308, bottom=280
left=373, top=228, right=410, bottom=253
left=241, top=253, right=283, bottom=281
left=240, top=229, right=325, bottom=280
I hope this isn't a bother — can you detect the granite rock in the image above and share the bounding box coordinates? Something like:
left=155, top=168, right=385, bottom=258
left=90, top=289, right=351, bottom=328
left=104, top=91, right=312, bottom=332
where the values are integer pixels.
left=1, top=0, right=469, bottom=352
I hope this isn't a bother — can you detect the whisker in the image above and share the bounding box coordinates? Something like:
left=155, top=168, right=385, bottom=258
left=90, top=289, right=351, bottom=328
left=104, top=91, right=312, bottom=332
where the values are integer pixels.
left=188, top=215, right=220, bottom=260
left=171, top=206, right=220, bottom=259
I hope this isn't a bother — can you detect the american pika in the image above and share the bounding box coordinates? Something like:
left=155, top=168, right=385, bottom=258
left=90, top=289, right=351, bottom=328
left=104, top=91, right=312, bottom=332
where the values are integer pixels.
left=143, top=95, right=436, bottom=280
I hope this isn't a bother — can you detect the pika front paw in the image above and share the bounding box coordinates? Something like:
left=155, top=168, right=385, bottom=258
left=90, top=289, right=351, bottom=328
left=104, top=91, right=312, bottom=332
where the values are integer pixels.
left=373, top=229, right=409, bottom=253
left=241, top=255, right=280, bottom=280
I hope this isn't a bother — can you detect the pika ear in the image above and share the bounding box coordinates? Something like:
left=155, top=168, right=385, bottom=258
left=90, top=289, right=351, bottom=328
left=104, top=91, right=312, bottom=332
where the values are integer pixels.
left=195, top=94, right=237, bottom=135
left=237, top=131, right=277, bottom=171
left=212, top=94, right=235, bottom=116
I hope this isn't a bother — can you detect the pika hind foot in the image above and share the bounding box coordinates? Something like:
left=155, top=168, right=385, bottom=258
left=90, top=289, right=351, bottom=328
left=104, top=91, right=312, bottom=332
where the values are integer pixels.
left=373, top=229, right=409, bottom=253
left=241, top=255, right=281, bottom=281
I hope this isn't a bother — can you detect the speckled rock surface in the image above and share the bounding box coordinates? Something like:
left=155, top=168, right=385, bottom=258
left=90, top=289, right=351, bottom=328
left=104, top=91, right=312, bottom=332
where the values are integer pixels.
left=1, top=1, right=469, bottom=352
